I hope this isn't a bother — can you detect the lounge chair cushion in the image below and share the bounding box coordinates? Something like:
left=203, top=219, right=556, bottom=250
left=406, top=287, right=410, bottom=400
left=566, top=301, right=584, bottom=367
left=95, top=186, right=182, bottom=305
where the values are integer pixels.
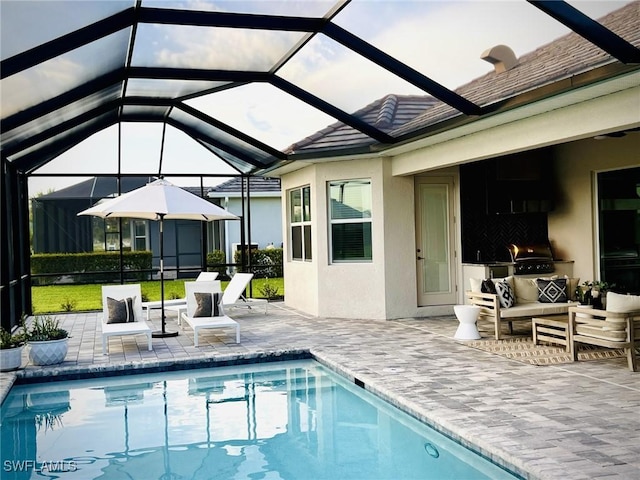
left=537, top=278, right=568, bottom=303
left=106, top=296, right=136, bottom=323
left=193, top=292, right=223, bottom=317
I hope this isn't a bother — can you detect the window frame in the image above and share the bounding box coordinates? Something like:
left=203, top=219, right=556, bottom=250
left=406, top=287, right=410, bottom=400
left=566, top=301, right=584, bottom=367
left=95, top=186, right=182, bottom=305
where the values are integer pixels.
left=289, top=185, right=312, bottom=262
left=328, top=178, right=373, bottom=264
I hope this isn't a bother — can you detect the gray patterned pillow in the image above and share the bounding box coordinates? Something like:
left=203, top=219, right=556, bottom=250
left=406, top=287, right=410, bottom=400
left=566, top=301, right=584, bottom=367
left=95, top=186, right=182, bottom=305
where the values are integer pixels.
left=495, top=281, right=515, bottom=308
left=194, top=292, right=223, bottom=317
left=106, top=296, right=136, bottom=323
left=537, top=278, right=567, bottom=303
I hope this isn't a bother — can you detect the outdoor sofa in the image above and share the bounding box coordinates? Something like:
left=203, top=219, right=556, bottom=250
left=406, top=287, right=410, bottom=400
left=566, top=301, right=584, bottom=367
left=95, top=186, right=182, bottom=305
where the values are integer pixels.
left=466, top=275, right=579, bottom=340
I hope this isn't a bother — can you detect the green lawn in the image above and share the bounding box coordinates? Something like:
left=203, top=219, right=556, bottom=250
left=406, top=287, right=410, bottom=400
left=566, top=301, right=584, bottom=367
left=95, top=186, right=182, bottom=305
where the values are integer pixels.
left=32, top=277, right=284, bottom=314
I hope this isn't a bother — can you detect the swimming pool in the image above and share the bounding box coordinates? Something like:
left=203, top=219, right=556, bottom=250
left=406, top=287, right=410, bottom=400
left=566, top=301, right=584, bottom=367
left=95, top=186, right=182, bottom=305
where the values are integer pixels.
left=1, top=359, right=519, bottom=479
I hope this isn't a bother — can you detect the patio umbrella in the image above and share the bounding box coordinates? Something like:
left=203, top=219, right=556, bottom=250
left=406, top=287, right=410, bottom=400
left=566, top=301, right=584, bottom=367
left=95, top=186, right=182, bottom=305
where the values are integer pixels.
left=78, top=178, right=239, bottom=337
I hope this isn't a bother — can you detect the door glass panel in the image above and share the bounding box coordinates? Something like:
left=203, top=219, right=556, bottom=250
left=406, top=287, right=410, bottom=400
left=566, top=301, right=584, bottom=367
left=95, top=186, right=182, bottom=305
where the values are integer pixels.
left=598, top=167, right=640, bottom=295
left=420, top=184, right=450, bottom=294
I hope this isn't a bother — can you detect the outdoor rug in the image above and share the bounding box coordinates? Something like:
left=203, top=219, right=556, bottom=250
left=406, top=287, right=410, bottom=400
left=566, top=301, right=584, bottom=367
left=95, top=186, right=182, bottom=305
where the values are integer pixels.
left=463, top=336, right=626, bottom=366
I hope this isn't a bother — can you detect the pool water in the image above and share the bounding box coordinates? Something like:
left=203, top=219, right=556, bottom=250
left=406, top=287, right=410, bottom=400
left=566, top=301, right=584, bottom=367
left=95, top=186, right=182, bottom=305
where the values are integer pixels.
left=1, top=360, right=518, bottom=479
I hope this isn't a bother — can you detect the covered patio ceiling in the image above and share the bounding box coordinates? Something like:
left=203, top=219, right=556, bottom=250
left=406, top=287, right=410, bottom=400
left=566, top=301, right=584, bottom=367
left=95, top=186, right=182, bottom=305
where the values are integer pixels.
left=1, top=0, right=639, bottom=181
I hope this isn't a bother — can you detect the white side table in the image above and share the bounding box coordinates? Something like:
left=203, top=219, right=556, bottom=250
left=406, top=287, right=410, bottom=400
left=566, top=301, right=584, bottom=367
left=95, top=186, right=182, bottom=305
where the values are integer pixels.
left=453, top=305, right=481, bottom=340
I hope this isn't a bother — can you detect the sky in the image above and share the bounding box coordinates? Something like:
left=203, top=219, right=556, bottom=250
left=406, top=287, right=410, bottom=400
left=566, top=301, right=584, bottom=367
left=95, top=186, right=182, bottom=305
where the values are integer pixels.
left=3, top=0, right=629, bottom=196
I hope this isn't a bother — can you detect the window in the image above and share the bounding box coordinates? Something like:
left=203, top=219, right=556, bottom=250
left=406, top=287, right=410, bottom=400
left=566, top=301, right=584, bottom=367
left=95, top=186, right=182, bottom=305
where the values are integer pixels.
left=290, top=186, right=311, bottom=261
left=329, top=179, right=372, bottom=262
left=131, top=220, right=148, bottom=251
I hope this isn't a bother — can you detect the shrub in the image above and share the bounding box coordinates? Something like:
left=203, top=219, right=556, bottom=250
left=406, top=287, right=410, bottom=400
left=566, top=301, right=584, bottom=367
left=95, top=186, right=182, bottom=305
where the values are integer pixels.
left=206, top=250, right=228, bottom=279
left=258, top=280, right=280, bottom=300
left=233, top=247, right=283, bottom=278
left=60, top=298, right=77, bottom=312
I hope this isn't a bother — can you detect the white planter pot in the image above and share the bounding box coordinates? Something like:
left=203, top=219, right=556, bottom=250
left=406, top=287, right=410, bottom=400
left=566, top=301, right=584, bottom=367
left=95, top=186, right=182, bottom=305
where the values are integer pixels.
left=28, top=338, right=69, bottom=366
left=0, top=345, right=24, bottom=371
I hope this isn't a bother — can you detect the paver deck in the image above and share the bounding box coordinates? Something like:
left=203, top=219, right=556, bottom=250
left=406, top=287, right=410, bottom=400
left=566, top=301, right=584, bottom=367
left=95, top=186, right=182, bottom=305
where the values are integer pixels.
left=1, top=304, right=639, bottom=480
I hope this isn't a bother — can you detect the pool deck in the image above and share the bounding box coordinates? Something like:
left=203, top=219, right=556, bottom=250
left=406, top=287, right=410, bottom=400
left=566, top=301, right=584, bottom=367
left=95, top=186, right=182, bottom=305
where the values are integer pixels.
left=1, top=303, right=639, bottom=480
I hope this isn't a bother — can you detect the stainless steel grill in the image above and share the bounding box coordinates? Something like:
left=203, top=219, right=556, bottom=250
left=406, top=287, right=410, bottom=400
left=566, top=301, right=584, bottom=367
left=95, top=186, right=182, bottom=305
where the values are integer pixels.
left=508, top=243, right=555, bottom=275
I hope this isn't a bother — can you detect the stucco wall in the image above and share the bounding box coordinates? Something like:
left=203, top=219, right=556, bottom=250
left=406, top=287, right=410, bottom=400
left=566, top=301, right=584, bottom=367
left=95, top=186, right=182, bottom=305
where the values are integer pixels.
left=381, top=160, right=418, bottom=319
left=549, top=134, right=639, bottom=284
left=281, top=157, right=418, bottom=319
left=281, top=166, right=319, bottom=316
left=225, top=196, right=282, bottom=258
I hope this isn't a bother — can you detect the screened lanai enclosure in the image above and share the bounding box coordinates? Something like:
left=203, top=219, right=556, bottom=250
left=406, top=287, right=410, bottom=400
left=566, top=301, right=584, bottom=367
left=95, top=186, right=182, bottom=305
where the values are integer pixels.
left=2, top=0, right=639, bottom=329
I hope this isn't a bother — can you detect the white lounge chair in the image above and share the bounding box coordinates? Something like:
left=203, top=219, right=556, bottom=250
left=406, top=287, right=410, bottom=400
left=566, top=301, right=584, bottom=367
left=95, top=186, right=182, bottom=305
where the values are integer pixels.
left=222, top=273, right=268, bottom=313
left=181, top=281, right=240, bottom=347
left=101, top=284, right=153, bottom=355
left=141, top=271, right=219, bottom=320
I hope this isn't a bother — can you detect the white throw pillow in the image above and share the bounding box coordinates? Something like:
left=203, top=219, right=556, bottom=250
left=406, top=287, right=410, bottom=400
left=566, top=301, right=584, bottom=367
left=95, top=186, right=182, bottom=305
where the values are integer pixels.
left=469, top=278, right=483, bottom=293
left=606, top=292, right=640, bottom=313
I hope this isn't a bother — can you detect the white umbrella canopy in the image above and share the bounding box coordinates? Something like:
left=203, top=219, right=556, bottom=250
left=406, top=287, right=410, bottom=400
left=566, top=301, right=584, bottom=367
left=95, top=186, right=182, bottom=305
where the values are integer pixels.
left=78, top=178, right=239, bottom=221
left=78, top=178, right=239, bottom=337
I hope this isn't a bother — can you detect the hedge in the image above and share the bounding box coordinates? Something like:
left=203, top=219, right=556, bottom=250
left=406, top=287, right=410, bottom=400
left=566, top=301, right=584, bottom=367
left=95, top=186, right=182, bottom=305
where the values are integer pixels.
left=31, top=251, right=153, bottom=285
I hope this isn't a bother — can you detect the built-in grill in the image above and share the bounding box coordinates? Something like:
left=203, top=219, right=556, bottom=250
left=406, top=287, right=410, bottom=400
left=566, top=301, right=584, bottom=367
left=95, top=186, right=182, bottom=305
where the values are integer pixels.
left=508, top=243, right=555, bottom=275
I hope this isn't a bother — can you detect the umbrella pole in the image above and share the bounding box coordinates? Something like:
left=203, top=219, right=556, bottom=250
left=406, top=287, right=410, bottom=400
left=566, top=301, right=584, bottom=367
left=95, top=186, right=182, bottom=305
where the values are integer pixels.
left=153, top=215, right=178, bottom=338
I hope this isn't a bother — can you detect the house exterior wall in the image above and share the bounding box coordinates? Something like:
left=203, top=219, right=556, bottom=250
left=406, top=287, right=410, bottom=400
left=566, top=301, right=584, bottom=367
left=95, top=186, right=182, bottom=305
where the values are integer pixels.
left=282, top=157, right=418, bottom=319
left=280, top=75, right=639, bottom=320
left=281, top=166, right=320, bottom=316
left=223, top=196, right=282, bottom=260
left=549, top=135, right=639, bottom=284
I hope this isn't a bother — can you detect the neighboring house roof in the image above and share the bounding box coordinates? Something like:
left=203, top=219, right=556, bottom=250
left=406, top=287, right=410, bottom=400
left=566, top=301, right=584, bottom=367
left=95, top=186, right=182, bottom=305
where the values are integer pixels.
left=34, top=176, right=155, bottom=201
left=35, top=176, right=216, bottom=201
left=207, top=177, right=281, bottom=198
left=287, top=2, right=640, bottom=154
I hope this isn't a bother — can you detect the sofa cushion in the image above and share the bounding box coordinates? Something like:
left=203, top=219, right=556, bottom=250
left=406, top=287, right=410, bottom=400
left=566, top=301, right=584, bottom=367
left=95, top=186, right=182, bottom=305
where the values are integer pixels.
left=499, top=302, right=573, bottom=318
left=606, top=291, right=640, bottom=313
left=576, top=323, right=627, bottom=342
left=564, top=276, right=580, bottom=301
left=537, top=278, right=568, bottom=303
left=514, top=277, right=539, bottom=304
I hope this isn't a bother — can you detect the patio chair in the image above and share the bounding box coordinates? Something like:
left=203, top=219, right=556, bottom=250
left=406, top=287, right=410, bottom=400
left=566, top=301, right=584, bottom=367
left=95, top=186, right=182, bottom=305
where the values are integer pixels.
left=182, top=281, right=240, bottom=347
left=141, top=271, right=219, bottom=320
left=101, top=284, right=153, bottom=355
left=222, top=273, right=268, bottom=314
left=568, top=292, right=640, bottom=371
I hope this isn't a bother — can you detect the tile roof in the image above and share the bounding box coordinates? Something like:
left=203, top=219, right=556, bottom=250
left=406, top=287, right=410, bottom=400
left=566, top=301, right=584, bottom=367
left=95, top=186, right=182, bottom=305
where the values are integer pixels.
left=38, top=176, right=217, bottom=201
left=395, top=0, right=640, bottom=138
left=36, top=176, right=155, bottom=201
left=207, top=176, right=281, bottom=195
left=287, top=1, right=640, bottom=153
left=285, top=95, right=437, bottom=153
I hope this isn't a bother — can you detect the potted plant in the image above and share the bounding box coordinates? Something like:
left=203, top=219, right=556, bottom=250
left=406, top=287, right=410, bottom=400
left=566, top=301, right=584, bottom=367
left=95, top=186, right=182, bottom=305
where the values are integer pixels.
left=0, top=324, right=26, bottom=372
left=26, top=315, right=69, bottom=366
left=576, top=281, right=614, bottom=309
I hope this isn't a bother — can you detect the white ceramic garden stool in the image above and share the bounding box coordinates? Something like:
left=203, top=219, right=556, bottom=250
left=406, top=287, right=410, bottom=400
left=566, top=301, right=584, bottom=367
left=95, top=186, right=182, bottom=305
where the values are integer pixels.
left=453, top=305, right=481, bottom=340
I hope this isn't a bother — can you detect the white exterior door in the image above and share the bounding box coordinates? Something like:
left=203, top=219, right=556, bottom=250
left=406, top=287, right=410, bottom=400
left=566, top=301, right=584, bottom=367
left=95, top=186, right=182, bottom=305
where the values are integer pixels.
left=415, top=176, right=457, bottom=306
